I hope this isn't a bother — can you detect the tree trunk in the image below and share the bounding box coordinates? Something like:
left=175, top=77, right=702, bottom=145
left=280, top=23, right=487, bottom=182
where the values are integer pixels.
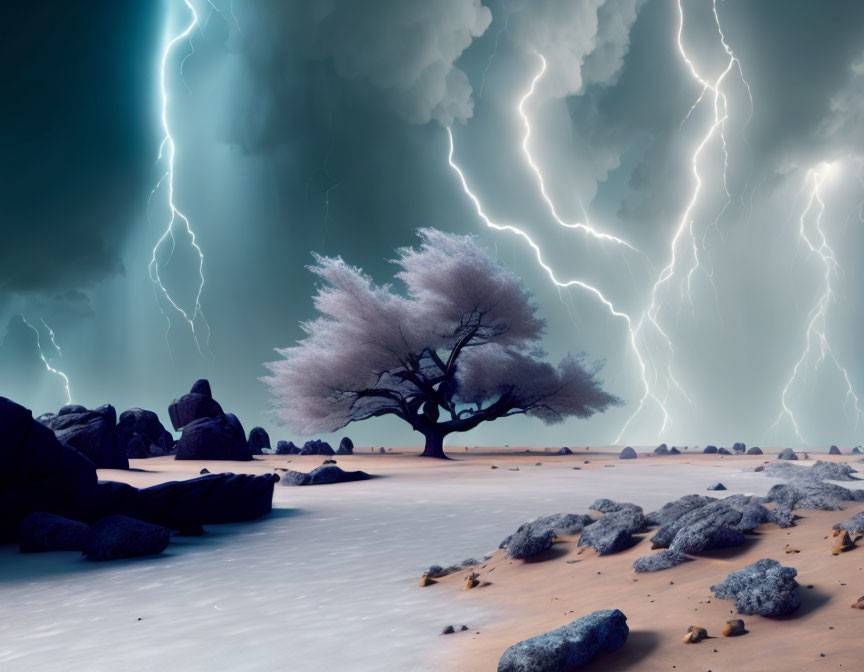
left=420, top=431, right=448, bottom=459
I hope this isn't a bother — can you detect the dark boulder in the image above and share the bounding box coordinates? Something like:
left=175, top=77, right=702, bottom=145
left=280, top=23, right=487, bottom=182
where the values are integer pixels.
left=39, top=404, right=127, bottom=470
left=668, top=518, right=746, bottom=554
left=669, top=446, right=681, bottom=454
left=711, top=558, right=801, bottom=616
left=707, top=482, right=726, bottom=491
left=276, top=440, right=299, bottom=455
left=703, top=445, right=718, bottom=454
left=732, top=442, right=746, bottom=454
left=619, top=447, right=637, bottom=460
left=168, top=381, right=224, bottom=431
left=337, top=437, right=354, bottom=455
left=83, top=515, right=170, bottom=561
left=497, top=609, right=628, bottom=672
left=579, top=502, right=645, bottom=555
left=747, top=446, right=763, bottom=455
left=117, top=408, right=173, bottom=458
left=777, top=448, right=798, bottom=461
left=279, top=470, right=310, bottom=486
left=502, top=514, right=594, bottom=559
left=300, top=439, right=334, bottom=455
left=248, top=426, right=271, bottom=455
left=175, top=414, right=251, bottom=461
left=829, top=445, right=842, bottom=455
left=18, top=512, right=89, bottom=553
left=280, top=465, right=370, bottom=486
left=718, top=447, right=732, bottom=455
left=654, top=443, right=669, bottom=455
left=646, top=494, right=714, bottom=527
left=633, top=550, right=690, bottom=573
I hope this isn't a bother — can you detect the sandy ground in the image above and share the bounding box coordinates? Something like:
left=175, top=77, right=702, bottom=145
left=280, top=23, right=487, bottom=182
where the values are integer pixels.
left=1, top=447, right=860, bottom=671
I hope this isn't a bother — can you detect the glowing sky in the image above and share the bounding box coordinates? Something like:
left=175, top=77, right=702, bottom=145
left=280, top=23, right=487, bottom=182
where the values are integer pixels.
left=4, top=0, right=864, bottom=449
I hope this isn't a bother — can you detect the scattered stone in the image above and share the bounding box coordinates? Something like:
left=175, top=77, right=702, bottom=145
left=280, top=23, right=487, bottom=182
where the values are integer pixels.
left=711, top=558, right=801, bottom=616
left=633, top=550, right=690, bottom=573
left=83, top=515, right=171, bottom=561
left=18, top=512, right=89, bottom=553
left=462, top=572, right=479, bottom=590
left=747, top=446, right=764, bottom=455
left=619, top=447, right=637, bottom=460
left=785, top=544, right=800, bottom=554
left=707, top=483, right=727, bottom=491
left=669, top=518, right=746, bottom=555
left=558, top=447, right=573, bottom=455
left=832, top=529, right=856, bottom=555
left=579, top=501, right=645, bottom=555
left=722, top=619, right=746, bottom=637
left=682, top=626, right=708, bottom=644
left=440, top=625, right=469, bottom=635
left=491, top=465, right=498, bottom=469
left=777, top=447, right=798, bottom=461
left=829, top=445, right=842, bottom=455
left=497, top=609, right=628, bottom=672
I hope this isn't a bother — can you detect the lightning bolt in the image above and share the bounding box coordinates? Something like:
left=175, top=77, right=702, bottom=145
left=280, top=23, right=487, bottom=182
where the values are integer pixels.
left=446, top=126, right=661, bottom=434
left=20, top=315, right=72, bottom=405
left=617, top=0, right=752, bottom=441
left=149, top=0, right=211, bottom=358
left=767, top=164, right=864, bottom=443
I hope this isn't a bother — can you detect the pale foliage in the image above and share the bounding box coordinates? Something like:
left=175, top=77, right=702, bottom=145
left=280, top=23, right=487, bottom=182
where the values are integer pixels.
left=264, top=229, right=620, bottom=439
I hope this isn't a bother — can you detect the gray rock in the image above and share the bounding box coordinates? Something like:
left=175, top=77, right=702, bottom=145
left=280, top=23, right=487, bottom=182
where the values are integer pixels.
left=497, top=609, right=628, bottom=672
left=765, top=460, right=859, bottom=482
left=853, top=446, right=863, bottom=455
left=508, top=528, right=555, bottom=559
left=703, top=445, right=718, bottom=454
left=651, top=499, right=746, bottom=549
left=718, top=447, right=732, bottom=455
left=669, top=446, right=681, bottom=454
left=654, top=443, right=669, bottom=456
left=646, top=494, right=714, bottom=527
left=765, top=480, right=863, bottom=511
left=557, top=447, right=573, bottom=455
left=279, top=465, right=370, bottom=486
left=83, top=515, right=171, bottom=561
left=777, top=447, right=798, bottom=460
left=579, top=503, right=645, bottom=555
left=668, top=518, right=746, bottom=554
left=633, top=550, right=690, bottom=573
left=18, top=512, right=89, bottom=553
left=833, top=511, right=864, bottom=535
left=829, top=445, right=842, bottom=455
left=711, top=558, right=801, bottom=616
left=707, top=482, right=727, bottom=491
left=747, top=446, right=763, bottom=455
left=619, top=446, right=637, bottom=459
left=733, top=442, right=746, bottom=454
left=279, top=470, right=310, bottom=486
left=504, top=513, right=594, bottom=559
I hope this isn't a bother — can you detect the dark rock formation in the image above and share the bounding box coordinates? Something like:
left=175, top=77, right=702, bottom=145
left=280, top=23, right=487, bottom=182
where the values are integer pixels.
left=557, top=446, right=573, bottom=455
left=502, top=513, right=594, bottom=559
left=175, top=414, right=251, bottom=461
left=703, top=445, right=718, bottom=454
left=337, top=437, right=354, bottom=455
left=247, top=426, right=271, bottom=455
left=117, top=408, right=173, bottom=458
left=300, top=439, right=334, bottom=455
left=654, top=443, right=669, bottom=455
left=497, top=609, right=628, bottom=672
left=18, top=512, right=89, bottom=553
left=619, top=446, right=637, bottom=460
left=718, top=447, right=732, bottom=455
left=83, top=515, right=170, bottom=561
left=39, top=404, right=128, bottom=469
left=732, top=442, right=746, bottom=454
left=707, top=482, right=727, bottom=491
left=668, top=518, right=746, bottom=554
left=168, top=383, right=224, bottom=432
left=275, top=440, right=299, bottom=455
left=766, top=460, right=859, bottom=482
left=279, top=465, right=370, bottom=486
left=747, top=446, right=763, bottom=455
left=578, top=501, right=645, bottom=555
left=711, top=559, right=801, bottom=616
left=633, top=550, right=690, bottom=573
left=829, top=445, right=842, bottom=455
left=777, top=447, right=798, bottom=460
left=646, top=494, right=714, bottom=527
left=669, top=446, right=681, bottom=454
left=190, top=379, right=212, bottom=397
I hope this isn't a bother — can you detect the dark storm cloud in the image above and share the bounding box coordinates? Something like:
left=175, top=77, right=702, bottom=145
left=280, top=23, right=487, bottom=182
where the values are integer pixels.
left=1, top=1, right=159, bottom=296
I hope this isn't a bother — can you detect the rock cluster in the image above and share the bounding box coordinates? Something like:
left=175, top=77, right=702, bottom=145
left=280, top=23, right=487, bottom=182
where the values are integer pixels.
left=500, top=513, right=595, bottom=560
left=173, top=381, right=251, bottom=461
left=38, top=404, right=129, bottom=469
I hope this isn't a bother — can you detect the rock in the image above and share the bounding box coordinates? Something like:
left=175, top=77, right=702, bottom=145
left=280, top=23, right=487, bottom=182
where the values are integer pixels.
left=175, top=414, right=251, bottom=461
left=117, top=408, right=174, bottom=458
left=300, top=439, right=334, bottom=455
left=18, top=512, right=89, bottom=553
left=441, top=625, right=468, bottom=635
left=503, top=513, right=595, bottom=559
left=200, top=468, right=210, bottom=474
left=646, top=494, right=714, bottom=527
left=833, top=511, right=864, bottom=535
left=497, top=609, right=628, bottom=672
left=777, top=447, right=798, bottom=460
left=379, top=447, right=386, bottom=454
left=829, top=445, right=842, bottom=455
left=733, top=442, right=746, bottom=454
left=279, top=465, right=371, bottom=486
left=707, top=482, right=727, bottom=491
left=851, top=596, right=864, bottom=609
left=39, top=404, right=128, bottom=470
left=276, top=440, right=299, bottom=455
left=83, top=515, right=170, bottom=561
left=832, top=529, right=856, bottom=555
left=703, top=445, right=718, bottom=454
left=718, top=447, right=732, bottom=455
left=462, top=572, right=479, bottom=590
left=651, top=498, right=745, bottom=548
left=558, top=447, right=573, bottom=455
left=785, top=544, right=800, bottom=554
left=633, top=550, right=690, bottom=573
left=336, top=437, right=354, bottom=455
left=619, top=447, right=637, bottom=460
left=711, top=558, right=801, bottom=616
left=668, top=518, right=746, bottom=555
left=766, top=460, right=860, bottom=482
left=168, top=381, right=224, bottom=431
left=190, top=379, right=212, bottom=397
left=578, top=502, right=645, bottom=555
left=853, top=447, right=863, bottom=455
left=682, top=626, right=708, bottom=644
left=747, top=446, right=763, bottom=455
left=247, top=426, right=271, bottom=455
left=419, top=573, right=435, bottom=587
left=654, top=443, right=669, bottom=456
left=722, top=619, right=746, bottom=637
left=669, top=446, right=681, bottom=454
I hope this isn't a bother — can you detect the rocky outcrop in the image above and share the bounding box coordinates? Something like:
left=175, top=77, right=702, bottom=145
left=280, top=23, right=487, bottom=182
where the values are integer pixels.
left=711, top=558, right=800, bottom=616
left=703, top=445, right=718, bottom=454
left=336, top=437, right=354, bottom=455
left=38, top=404, right=128, bottom=469
left=117, top=408, right=174, bottom=458
left=300, top=439, right=334, bottom=455
left=247, top=426, right=271, bottom=455
left=829, top=445, right=842, bottom=455
left=168, top=381, right=224, bottom=431
left=276, top=440, right=299, bottom=455
left=654, top=443, right=669, bottom=455
left=497, top=609, right=628, bottom=672
left=175, top=413, right=251, bottom=461
left=668, top=518, right=746, bottom=554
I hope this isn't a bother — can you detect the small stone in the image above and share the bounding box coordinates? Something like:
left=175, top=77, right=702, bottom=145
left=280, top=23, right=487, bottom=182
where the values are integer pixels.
left=832, top=529, right=856, bottom=555
left=463, top=572, right=479, bottom=590
left=722, top=619, right=746, bottom=637
left=419, top=572, right=436, bottom=587
left=785, top=544, right=800, bottom=554
left=682, top=626, right=708, bottom=644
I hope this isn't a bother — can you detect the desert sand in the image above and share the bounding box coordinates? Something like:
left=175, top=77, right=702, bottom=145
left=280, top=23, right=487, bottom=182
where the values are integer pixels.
left=2, top=447, right=860, bottom=671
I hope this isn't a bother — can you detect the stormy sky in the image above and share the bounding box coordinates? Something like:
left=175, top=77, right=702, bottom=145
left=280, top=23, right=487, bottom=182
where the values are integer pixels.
left=4, top=0, right=864, bottom=449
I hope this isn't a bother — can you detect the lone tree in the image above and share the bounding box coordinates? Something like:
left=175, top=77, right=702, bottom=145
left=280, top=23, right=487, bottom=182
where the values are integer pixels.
left=264, top=229, right=621, bottom=458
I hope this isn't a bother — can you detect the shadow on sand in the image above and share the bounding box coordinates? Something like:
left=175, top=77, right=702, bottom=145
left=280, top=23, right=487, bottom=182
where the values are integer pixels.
left=580, top=630, right=661, bottom=671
